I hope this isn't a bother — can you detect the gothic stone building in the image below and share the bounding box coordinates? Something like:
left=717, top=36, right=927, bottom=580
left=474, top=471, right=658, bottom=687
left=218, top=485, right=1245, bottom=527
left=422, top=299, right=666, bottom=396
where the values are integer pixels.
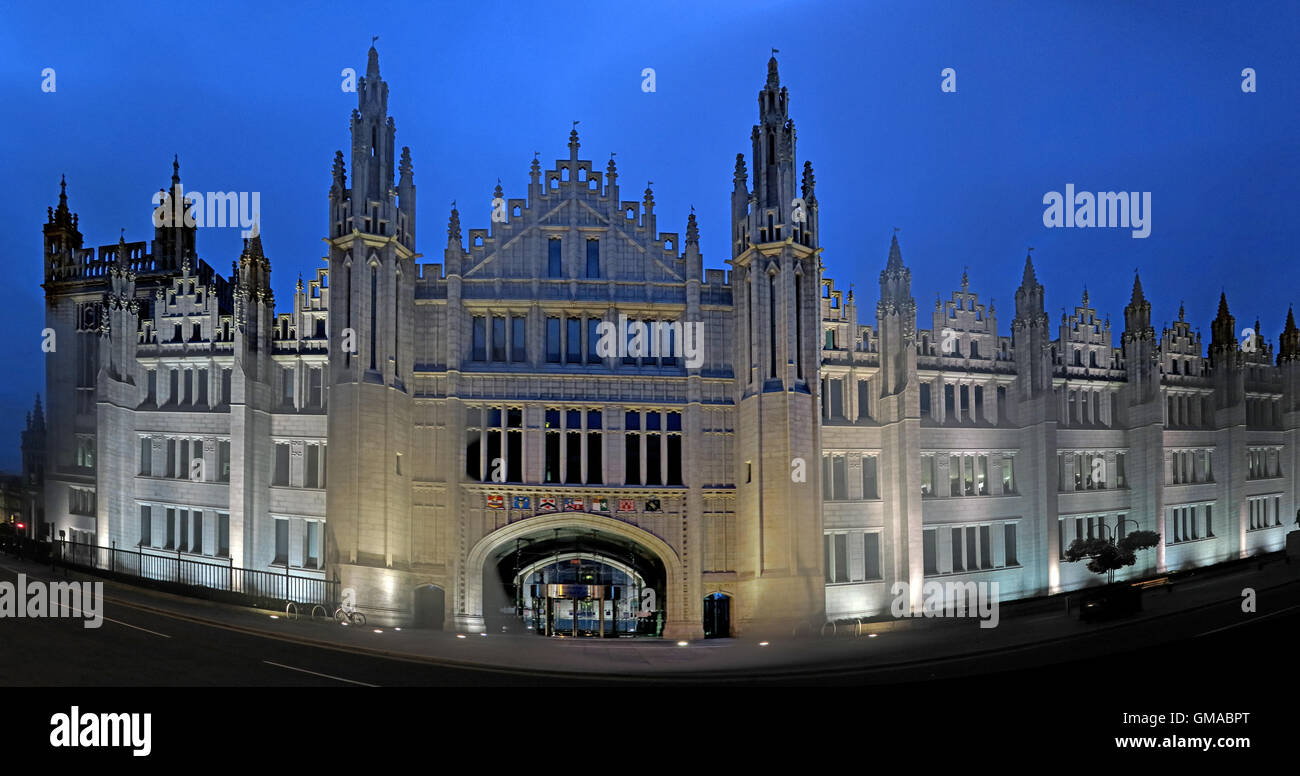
left=40, top=47, right=1299, bottom=638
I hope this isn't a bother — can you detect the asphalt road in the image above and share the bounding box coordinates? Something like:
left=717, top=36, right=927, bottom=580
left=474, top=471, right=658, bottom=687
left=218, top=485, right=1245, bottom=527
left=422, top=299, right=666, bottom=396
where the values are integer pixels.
left=2, top=556, right=1297, bottom=689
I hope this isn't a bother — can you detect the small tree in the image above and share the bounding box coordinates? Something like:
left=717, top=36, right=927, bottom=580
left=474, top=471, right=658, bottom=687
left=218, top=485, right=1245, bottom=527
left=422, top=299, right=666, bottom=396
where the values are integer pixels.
left=1064, top=530, right=1161, bottom=584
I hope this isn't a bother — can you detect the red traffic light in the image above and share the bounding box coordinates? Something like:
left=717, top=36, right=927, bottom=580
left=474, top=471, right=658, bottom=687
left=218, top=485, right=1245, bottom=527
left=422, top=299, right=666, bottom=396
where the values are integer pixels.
left=15, top=523, right=25, bottom=530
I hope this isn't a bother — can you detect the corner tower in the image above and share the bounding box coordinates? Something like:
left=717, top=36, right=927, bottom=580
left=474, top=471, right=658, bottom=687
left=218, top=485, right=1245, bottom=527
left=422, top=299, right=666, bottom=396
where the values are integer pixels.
left=730, top=53, right=825, bottom=635
left=325, top=44, right=419, bottom=625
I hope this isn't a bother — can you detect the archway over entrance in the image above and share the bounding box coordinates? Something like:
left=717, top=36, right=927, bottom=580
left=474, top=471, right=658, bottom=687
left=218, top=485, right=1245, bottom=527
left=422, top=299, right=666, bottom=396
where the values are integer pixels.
left=413, top=584, right=445, bottom=630
left=704, top=592, right=731, bottom=638
left=463, top=512, right=686, bottom=638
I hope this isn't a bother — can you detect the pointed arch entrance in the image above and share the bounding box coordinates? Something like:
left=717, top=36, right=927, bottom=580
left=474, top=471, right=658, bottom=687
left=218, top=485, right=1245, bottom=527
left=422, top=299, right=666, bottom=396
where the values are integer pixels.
left=462, top=512, right=687, bottom=638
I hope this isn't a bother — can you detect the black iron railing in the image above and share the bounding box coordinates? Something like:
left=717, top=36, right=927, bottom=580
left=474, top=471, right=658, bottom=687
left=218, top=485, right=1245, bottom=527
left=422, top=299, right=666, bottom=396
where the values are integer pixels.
left=54, top=540, right=339, bottom=609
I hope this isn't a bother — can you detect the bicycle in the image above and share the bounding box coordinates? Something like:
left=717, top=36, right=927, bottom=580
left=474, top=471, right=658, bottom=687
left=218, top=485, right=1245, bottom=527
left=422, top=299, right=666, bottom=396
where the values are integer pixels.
left=333, top=605, right=367, bottom=626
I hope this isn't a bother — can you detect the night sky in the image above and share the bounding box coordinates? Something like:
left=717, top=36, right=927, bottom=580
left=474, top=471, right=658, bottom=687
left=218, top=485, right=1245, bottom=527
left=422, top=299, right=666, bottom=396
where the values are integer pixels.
left=1, top=0, right=1296, bottom=471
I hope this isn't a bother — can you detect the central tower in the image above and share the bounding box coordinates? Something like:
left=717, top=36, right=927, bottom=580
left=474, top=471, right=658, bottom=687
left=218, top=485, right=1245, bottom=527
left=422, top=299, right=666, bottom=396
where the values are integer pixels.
left=729, top=54, right=826, bottom=634
left=325, top=45, right=419, bottom=624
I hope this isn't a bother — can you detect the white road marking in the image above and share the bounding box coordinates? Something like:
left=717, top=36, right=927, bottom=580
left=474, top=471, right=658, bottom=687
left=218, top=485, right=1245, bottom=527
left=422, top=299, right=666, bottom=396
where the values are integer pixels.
left=1198, top=602, right=1300, bottom=637
left=262, top=660, right=378, bottom=687
left=0, top=564, right=170, bottom=637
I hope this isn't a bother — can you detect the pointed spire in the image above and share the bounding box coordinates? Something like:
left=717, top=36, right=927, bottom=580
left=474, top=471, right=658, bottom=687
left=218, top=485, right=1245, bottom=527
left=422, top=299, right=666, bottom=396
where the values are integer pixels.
left=643, top=181, right=654, bottom=208
left=686, top=206, right=699, bottom=246
left=606, top=152, right=618, bottom=182
left=1131, top=271, right=1147, bottom=306
left=31, top=394, right=44, bottom=430
left=447, top=201, right=462, bottom=245
left=961, top=266, right=969, bottom=292
left=569, top=120, right=580, bottom=158
left=801, top=160, right=816, bottom=201
left=366, top=38, right=381, bottom=80
left=1022, top=251, right=1038, bottom=287
left=332, top=150, right=347, bottom=190
left=1178, top=300, right=1185, bottom=321
left=886, top=231, right=904, bottom=271
left=1210, top=291, right=1236, bottom=355
left=398, top=146, right=413, bottom=186
left=1279, top=306, right=1299, bottom=363
left=767, top=49, right=781, bottom=88
left=1081, top=286, right=1089, bottom=307
left=733, top=153, right=748, bottom=189
left=49, top=174, right=75, bottom=229
left=493, top=177, right=504, bottom=200
left=530, top=151, right=541, bottom=184
left=172, top=154, right=181, bottom=187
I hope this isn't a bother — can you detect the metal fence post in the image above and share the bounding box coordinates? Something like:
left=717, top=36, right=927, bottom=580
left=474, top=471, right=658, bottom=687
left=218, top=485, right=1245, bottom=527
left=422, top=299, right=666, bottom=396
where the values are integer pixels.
left=110, top=540, right=115, bottom=574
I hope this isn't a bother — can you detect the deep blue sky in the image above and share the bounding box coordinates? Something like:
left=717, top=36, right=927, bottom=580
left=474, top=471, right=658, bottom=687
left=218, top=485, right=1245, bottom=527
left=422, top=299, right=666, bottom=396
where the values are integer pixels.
left=1, top=0, right=1296, bottom=471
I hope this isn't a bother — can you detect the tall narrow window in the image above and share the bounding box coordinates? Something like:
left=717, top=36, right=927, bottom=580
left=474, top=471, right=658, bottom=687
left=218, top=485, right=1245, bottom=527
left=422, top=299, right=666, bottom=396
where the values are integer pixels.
left=140, top=437, right=152, bottom=476
left=281, top=366, right=295, bottom=408
left=861, top=456, right=878, bottom=499
left=369, top=266, right=377, bottom=370
left=586, top=239, right=600, bottom=278
left=768, top=275, right=777, bottom=378
left=923, top=529, right=937, bottom=574
left=545, top=318, right=561, bottom=363
left=274, top=518, right=288, bottom=565
left=833, top=534, right=848, bottom=583
left=139, top=505, right=151, bottom=547
left=306, top=445, right=320, bottom=488
left=863, top=533, right=881, bottom=580
left=586, top=410, right=602, bottom=485
left=304, top=521, right=320, bottom=569
left=587, top=318, right=601, bottom=364
left=393, top=275, right=400, bottom=373
left=566, top=318, right=581, bottom=363
left=472, top=316, right=486, bottom=361
left=624, top=411, right=641, bottom=485
left=548, top=239, right=562, bottom=278
left=491, top=316, right=506, bottom=362
left=217, top=513, right=229, bottom=557
left=511, top=316, right=527, bottom=362
left=274, top=443, right=290, bottom=486
left=1005, top=523, right=1018, bottom=566
left=218, top=440, right=231, bottom=482
left=951, top=527, right=964, bottom=572
left=196, top=369, right=208, bottom=406
left=794, top=274, right=803, bottom=379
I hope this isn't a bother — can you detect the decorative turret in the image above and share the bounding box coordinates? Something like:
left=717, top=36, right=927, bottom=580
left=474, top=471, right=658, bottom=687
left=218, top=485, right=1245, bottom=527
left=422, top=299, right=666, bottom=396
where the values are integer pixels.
left=44, top=175, right=83, bottom=282
left=1209, top=292, right=1237, bottom=366
left=151, top=156, right=198, bottom=271
left=877, top=234, right=917, bottom=394
left=1279, top=307, right=1299, bottom=364
left=1012, top=252, right=1052, bottom=396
